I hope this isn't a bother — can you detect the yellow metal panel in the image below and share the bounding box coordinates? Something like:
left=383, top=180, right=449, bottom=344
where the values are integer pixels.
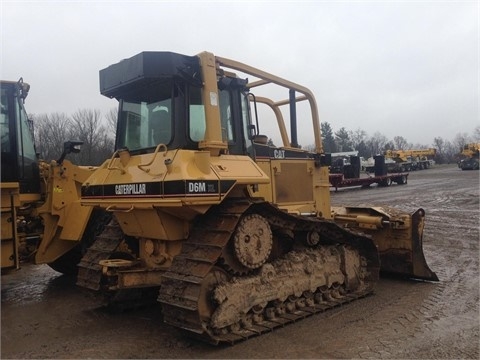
left=35, top=238, right=78, bottom=264
left=313, top=166, right=332, bottom=219
left=114, top=209, right=186, bottom=241
left=1, top=240, right=15, bottom=268
left=0, top=183, right=19, bottom=269
left=118, top=269, right=165, bottom=288
left=59, top=202, right=93, bottom=241
left=1, top=212, right=14, bottom=239
left=210, top=155, right=270, bottom=182
left=0, top=182, right=20, bottom=209
left=253, top=160, right=273, bottom=202
left=272, top=161, right=313, bottom=203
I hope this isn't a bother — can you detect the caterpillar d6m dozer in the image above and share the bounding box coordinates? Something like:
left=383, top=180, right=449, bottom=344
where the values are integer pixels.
left=78, top=52, right=437, bottom=344
left=0, top=79, right=109, bottom=274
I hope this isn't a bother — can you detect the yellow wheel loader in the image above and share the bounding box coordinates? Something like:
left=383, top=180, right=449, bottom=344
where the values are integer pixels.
left=0, top=79, right=110, bottom=274
left=78, top=52, right=437, bottom=344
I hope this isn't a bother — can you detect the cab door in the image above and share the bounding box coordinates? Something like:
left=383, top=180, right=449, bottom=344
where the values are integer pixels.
left=0, top=81, right=40, bottom=194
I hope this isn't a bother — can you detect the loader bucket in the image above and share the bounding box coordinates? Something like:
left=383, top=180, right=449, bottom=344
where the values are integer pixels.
left=376, top=208, right=438, bottom=281
left=332, top=206, right=438, bottom=282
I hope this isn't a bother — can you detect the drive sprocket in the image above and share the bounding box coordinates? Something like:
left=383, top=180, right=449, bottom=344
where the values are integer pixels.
left=221, top=213, right=273, bottom=274
left=233, top=214, right=272, bottom=269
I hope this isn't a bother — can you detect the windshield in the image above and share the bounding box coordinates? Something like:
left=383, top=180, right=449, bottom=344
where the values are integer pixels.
left=116, top=84, right=173, bottom=151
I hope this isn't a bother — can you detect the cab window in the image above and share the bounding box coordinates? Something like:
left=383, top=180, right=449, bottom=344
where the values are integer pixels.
left=219, top=89, right=234, bottom=143
left=118, top=99, right=172, bottom=150
left=189, top=86, right=206, bottom=142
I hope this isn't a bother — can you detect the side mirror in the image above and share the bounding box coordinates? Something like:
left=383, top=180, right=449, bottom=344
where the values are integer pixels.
left=57, top=140, right=83, bottom=164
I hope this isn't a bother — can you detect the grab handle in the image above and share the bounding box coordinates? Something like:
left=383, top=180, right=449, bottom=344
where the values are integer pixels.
left=138, top=143, right=168, bottom=173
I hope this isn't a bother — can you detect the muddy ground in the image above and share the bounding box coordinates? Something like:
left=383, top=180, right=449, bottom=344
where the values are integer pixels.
left=1, top=164, right=479, bottom=359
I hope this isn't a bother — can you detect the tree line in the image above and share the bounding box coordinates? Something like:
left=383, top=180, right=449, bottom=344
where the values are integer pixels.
left=32, top=108, right=117, bottom=166
left=319, top=122, right=480, bottom=164
left=31, top=108, right=478, bottom=166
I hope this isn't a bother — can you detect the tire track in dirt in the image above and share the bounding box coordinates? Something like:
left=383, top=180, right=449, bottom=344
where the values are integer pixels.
left=329, top=165, right=479, bottom=359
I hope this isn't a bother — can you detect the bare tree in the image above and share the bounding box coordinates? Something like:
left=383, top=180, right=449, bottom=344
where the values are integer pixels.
left=34, top=113, right=72, bottom=161
left=393, top=136, right=409, bottom=150
left=70, top=109, right=114, bottom=165
left=443, top=140, right=459, bottom=163
left=366, top=131, right=389, bottom=155
left=452, top=132, right=472, bottom=154
left=349, top=128, right=367, bottom=150
left=474, top=125, right=480, bottom=142
left=302, top=143, right=316, bottom=152
left=433, top=137, right=448, bottom=163
left=432, top=136, right=445, bottom=153
left=105, top=107, right=118, bottom=136
left=383, top=141, right=395, bottom=151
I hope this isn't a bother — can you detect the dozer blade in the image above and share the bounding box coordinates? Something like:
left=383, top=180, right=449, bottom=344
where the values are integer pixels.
left=332, top=206, right=439, bottom=282
left=376, top=208, right=438, bottom=281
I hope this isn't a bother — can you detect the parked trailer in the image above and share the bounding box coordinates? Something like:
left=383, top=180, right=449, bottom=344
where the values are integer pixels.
left=329, top=172, right=408, bottom=192
left=329, top=154, right=408, bottom=191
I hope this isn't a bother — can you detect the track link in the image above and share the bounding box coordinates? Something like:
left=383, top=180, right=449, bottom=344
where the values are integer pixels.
left=76, top=218, right=125, bottom=291
left=189, top=289, right=372, bottom=345
left=158, top=201, right=246, bottom=336
left=158, top=199, right=380, bottom=344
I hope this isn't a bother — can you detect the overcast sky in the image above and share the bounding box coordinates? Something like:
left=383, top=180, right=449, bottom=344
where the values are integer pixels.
left=1, top=1, right=478, bottom=147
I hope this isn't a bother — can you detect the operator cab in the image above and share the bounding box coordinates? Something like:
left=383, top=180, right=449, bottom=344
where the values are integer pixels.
left=101, top=52, right=254, bottom=157
left=0, top=79, right=40, bottom=193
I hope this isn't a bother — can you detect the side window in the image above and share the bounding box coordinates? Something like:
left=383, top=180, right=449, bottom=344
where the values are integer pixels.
left=17, top=96, right=37, bottom=161
left=1, top=87, right=16, bottom=182
left=189, top=86, right=206, bottom=142
left=219, top=89, right=234, bottom=143
left=0, top=88, right=10, bottom=153
left=241, top=92, right=251, bottom=136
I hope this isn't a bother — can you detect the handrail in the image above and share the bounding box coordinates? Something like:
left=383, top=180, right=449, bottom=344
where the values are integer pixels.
left=137, top=143, right=168, bottom=173
left=106, top=204, right=134, bottom=213
left=106, top=150, right=125, bottom=174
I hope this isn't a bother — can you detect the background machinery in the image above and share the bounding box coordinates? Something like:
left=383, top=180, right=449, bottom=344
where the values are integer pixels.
left=329, top=152, right=408, bottom=191
left=76, top=51, right=437, bottom=344
left=0, top=79, right=108, bottom=273
left=384, top=148, right=436, bottom=172
left=458, top=143, right=479, bottom=170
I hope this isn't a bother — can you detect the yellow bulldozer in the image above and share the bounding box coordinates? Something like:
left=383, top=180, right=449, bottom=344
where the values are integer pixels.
left=0, top=79, right=109, bottom=274
left=76, top=51, right=438, bottom=344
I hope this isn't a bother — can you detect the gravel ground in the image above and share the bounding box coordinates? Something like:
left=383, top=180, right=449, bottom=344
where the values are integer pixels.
left=1, top=164, right=478, bottom=359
